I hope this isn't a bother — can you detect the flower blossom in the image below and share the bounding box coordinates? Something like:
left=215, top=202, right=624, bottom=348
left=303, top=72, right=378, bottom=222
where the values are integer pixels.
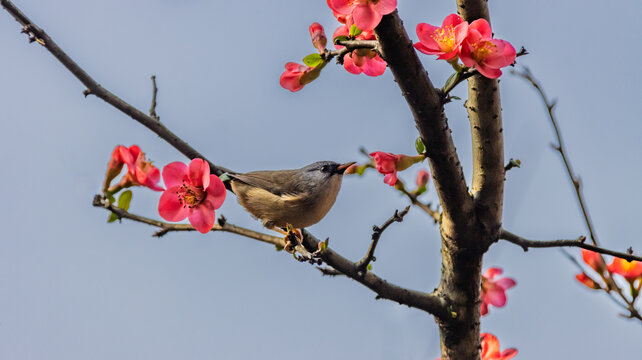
left=480, top=333, right=518, bottom=360
left=105, top=145, right=163, bottom=192
left=327, top=0, right=397, bottom=31
left=414, top=14, right=468, bottom=60
left=280, top=62, right=320, bottom=92
left=309, top=23, right=327, bottom=53
left=581, top=249, right=605, bottom=273
left=607, top=257, right=642, bottom=281
left=158, top=158, right=226, bottom=234
left=369, top=151, right=424, bottom=186
left=333, top=25, right=386, bottom=76
left=575, top=272, right=601, bottom=290
left=460, top=19, right=516, bottom=79
left=480, top=267, right=516, bottom=316
left=416, top=169, right=430, bottom=187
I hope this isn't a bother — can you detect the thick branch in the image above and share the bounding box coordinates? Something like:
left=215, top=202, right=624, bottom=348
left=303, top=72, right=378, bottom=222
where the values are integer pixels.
left=355, top=206, right=410, bottom=271
left=500, top=229, right=642, bottom=262
left=1, top=0, right=233, bottom=177
left=374, top=11, right=474, bottom=239
left=512, top=67, right=598, bottom=246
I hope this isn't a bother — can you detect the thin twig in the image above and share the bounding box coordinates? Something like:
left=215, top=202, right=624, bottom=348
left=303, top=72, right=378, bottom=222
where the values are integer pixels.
left=149, top=75, right=159, bottom=120
left=399, top=187, right=439, bottom=222
left=0, top=0, right=234, bottom=177
left=327, top=39, right=380, bottom=64
left=500, top=229, right=642, bottom=262
left=355, top=206, right=410, bottom=272
left=512, top=67, right=598, bottom=246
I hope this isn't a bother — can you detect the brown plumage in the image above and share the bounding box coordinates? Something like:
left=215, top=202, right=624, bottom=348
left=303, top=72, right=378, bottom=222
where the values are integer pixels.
left=229, top=161, right=353, bottom=229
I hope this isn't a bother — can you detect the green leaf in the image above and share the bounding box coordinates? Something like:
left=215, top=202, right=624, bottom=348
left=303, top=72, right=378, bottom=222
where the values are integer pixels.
left=443, top=71, right=461, bottom=93
left=367, top=263, right=372, bottom=271
left=107, top=213, right=118, bottom=223
left=333, top=35, right=349, bottom=44
left=415, top=184, right=427, bottom=196
left=356, top=165, right=367, bottom=176
left=117, top=190, right=133, bottom=211
left=275, top=245, right=284, bottom=252
left=415, top=137, right=426, bottom=154
left=302, top=53, right=324, bottom=68
left=349, top=24, right=362, bottom=37
left=107, top=193, right=116, bottom=204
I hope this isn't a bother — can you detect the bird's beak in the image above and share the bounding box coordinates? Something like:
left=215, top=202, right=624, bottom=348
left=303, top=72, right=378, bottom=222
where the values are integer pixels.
left=336, top=161, right=357, bottom=174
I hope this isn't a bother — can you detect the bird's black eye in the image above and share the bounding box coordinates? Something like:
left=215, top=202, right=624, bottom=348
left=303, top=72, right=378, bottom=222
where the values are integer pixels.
left=320, top=165, right=330, bottom=172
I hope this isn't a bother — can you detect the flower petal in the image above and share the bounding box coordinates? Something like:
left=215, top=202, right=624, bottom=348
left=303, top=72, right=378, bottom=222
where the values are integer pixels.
left=188, top=201, right=217, bottom=234
left=496, top=277, right=517, bottom=290
left=328, top=0, right=355, bottom=14
left=484, top=267, right=503, bottom=280
left=500, top=348, right=518, bottom=360
left=343, top=53, right=363, bottom=74
left=158, top=186, right=190, bottom=221
left=205, top=175, right=227, bottom=209
left=372, top=0, right=396, bottom=15
left=481, top=333, right=500, bottom=358
left=188, top=158, right=210, bottom=188
left=362, top=56, right=386, bottom=76
left=469, top=19, right=492, bottom=39
left=352, top=3, right=382, bottom=31
left=162, top=162, right=188, bottom=189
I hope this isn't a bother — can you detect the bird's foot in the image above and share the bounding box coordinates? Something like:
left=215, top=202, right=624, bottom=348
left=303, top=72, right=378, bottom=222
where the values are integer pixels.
left=283, top=225, right=303, bottom=253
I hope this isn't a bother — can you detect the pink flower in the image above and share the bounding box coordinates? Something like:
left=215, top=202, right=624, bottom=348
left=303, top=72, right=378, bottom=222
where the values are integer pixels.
left=105, top=145, right=163, bottom=192
left=460, top=19, right=516, bottom=79
left=279, top=62, right=314, bottom=92
left=438, top=333, right=517, bottom=360
left=416, top=169, right=430, bottom=187
left=607, top=257, right=642, bottom=281
left=158, top=158, right=226, bottom=234
left=104, top=145, right=134, bottom=188
left=414, top=14, right=469, bottom=60
left=328, top=0, right=397, bottom=31
left=309, top=23, right=327, bottom=53
left=333, top=25, right=386, bottom=76
left=575, top=272, right=601, bottom=290
left=369, top=151, right=423, bottom=186
left=480, top=267, right=516, bottom=316
left=480, top=333, right=518, bottom=360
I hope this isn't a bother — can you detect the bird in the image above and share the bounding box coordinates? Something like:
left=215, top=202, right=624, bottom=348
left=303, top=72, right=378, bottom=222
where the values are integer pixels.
left=227, top=161, right=355, bottom=234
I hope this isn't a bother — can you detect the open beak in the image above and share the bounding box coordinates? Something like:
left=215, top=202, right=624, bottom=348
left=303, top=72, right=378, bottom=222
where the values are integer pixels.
left=336, top=161, right=357, bottom=174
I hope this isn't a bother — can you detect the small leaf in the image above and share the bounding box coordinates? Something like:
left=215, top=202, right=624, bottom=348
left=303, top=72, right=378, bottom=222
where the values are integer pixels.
left=117, top=190, right=133, bottom=211
left=415, top=137, right=426, bottom=154
left=107, top=213, right=118, bottom=223
left=275, top=245, right=284, bottom=252
left=356, top=165, right=367, bottom=176
left=443, top=71, right=461, bottom=93
left=415, top=184, right=427, bottom=196
left=333, top=35, right=349, bottom=44
left=107, top=193, right=116, bottom=204
left=349, top=24, right=362, bottom=37
left=509, top=159, right=521, bottom=168
left=367, top=263, right=372, bottom=271
left=302, top=53, right=324, bottom=68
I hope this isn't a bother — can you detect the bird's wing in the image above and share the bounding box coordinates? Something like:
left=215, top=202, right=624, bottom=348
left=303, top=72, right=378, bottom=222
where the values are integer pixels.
left=228, top=170, right=306, bottom=196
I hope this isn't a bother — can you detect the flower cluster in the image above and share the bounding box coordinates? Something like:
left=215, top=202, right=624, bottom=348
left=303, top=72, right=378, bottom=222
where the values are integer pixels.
left=576, top=249, right=642, bottom=291
left=104, top=145, right=163, bottom=193
left=333, top=23, right=386, bottom=76
left=480, top=267, right=516, bottom=316
left=415, top=14, right=516, bottom=79
left=327, top=0, right=396, bottom=31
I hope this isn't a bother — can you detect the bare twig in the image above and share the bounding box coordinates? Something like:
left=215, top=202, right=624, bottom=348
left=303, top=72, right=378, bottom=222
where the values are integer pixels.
left=355, top=206, right=410, bottom=272
left=328, top=39, right=379, bottom=64
left=149, top=75, right=159, bottom=120
left=399, top=187, right=439, bottom=222
left=0, top=0, right=234, bottom=177
left=512, top=67, right=598, bottom=246
left=500, top=229, right=642, bottom=262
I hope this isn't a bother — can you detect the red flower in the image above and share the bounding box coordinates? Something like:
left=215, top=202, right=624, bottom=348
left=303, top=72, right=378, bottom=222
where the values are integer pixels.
left=280, top=62, right=325, bottom=92
left=105, top=145, right=163, bottom=192
left=328, top=0, right=397, bottom=31
left=414, top=14, right=468, bottom=60
left=480, top=267, right=516, bottom=316
left=607, top=257, right=642, bottom=281
left=460, top=19, right=516, bottom=79
left=309, top=23, right=327, bottom=53
left=158, top=159, right=226, bottom=234
left=104, top=145, right=135, bottom=189
left=581, top=249, right=605, bottom=273
left=369, top=151, right=423, bottom=186
left=480, top=333, right=517, bottom=360
left=416, top=169, right=430, bottom=187
left=575, top=272, right=601, bottom=290
left=333, top=25, right=386, bottom=76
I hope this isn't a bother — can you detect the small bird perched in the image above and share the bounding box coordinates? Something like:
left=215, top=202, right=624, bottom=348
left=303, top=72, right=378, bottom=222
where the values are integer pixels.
left=228, top=161, right=355, bottom=233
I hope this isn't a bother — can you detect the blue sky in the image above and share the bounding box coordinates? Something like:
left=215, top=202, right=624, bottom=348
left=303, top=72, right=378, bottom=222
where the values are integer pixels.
left=1, top=0, right=641, bottom=359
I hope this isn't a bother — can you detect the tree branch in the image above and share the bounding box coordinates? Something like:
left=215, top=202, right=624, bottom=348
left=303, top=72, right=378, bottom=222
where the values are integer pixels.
left=355, top=206, right=410, bottom=272
left=512, top=67, right=598, bottom=246
left=374, top=10, right=474, bottom=238
left=500, top=229, right=642, bottom=262
left=299, top=230, right=451, bottom=320
left=149, top=75, right=159, bottom=120
left=0, top=0, right=234, bottom=177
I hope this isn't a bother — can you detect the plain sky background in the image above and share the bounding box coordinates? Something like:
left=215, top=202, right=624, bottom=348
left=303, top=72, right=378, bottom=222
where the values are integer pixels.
left=1, top=0, right=641, bottom=359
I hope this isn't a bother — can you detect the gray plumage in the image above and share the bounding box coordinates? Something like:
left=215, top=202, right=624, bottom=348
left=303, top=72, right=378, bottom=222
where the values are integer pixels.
left=229, top=161, right=351, bottom=229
